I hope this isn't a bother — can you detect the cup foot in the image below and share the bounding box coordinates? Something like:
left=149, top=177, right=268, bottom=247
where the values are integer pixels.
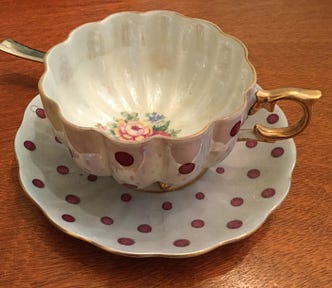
left=139, top=168, right=208, bottom=193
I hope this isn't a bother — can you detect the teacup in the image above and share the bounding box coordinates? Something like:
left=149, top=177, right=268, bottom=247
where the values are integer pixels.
left=38, top=11, right=321, bottom=191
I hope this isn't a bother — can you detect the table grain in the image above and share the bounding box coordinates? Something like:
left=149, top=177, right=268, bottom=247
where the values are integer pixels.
left=0, top=1, right=331, bottom=287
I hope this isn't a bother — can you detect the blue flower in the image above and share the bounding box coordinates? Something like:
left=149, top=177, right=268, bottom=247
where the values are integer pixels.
left=147, top=112, right=164, bottom=122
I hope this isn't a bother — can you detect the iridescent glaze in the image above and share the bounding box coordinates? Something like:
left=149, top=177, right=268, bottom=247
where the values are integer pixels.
left=38, top=11, right=319, bottom=190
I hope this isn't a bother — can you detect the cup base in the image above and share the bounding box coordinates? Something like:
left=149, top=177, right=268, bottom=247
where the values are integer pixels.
left=139, top=168, right=209, bottom=193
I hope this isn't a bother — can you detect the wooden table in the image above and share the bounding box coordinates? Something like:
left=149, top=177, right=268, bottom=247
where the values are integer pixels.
left=1, top=1, right=331, bottom=287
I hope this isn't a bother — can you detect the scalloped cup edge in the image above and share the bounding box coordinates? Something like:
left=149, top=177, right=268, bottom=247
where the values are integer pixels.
left=38, top=10, right=257, bottom=146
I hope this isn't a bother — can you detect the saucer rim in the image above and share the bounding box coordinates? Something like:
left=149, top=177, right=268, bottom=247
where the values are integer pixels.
left=18, top=182, right=288, bottom=258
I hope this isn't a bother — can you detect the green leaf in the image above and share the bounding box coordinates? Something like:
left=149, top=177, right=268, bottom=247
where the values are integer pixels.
left=153, top=120, right=170, bottom=131
left=120, top=111, right=139, bottom=121
left=168, top=129, right=181, bottom=136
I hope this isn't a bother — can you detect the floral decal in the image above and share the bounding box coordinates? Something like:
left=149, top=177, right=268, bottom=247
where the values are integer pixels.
left=96, top=112, right=181, bottom=141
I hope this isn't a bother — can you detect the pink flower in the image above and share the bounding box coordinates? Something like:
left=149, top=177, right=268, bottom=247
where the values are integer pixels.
left=114, top=120, right=153, bottom=141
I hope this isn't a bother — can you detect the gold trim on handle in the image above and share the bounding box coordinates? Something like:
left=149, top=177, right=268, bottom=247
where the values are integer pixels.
left=249, top=88, right=321, bottom=142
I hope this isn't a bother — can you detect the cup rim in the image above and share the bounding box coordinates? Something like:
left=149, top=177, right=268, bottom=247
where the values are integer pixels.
left=38, top=10, right=257, bottom=145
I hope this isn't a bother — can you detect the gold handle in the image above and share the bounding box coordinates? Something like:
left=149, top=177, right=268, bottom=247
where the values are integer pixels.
left=249, top=88, right=321, bottom=142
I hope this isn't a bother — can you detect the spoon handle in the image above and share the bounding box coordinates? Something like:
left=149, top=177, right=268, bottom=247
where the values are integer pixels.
left=0, top=38, right=45, bottom=63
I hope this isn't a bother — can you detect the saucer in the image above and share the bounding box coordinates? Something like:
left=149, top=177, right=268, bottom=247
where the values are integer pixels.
left=15, top=95, right=296, bottom=258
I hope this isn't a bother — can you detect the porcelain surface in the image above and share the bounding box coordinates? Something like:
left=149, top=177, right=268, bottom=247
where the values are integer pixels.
left=15, top=95, right=296, bottom=258
left=38, top=11, right=262, bottom=190
left=40, top=11, right=255, bottom=137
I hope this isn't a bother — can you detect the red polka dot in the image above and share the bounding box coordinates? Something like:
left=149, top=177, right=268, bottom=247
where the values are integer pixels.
left=137, top=224, right=152, bottom=233
left=261, top=188, right=276, bottom=198
left=55, top=136, right=62, bottom=144
left=65, top=194, right=80, bottom=204
left=230, top=197, right=244, bottom=206
left=230, top=121, right=241, bottom=137
left=179, top=163, right=195, bottom=174
left=246, top=140, right=257, bottom=148
left=32, top=178, right=44, bottom=188
left=57, top=165, right=69, bottom=175
left=87, top=174, right=98, bottom=181
left=191, top=219, right=205, bottom=228
left=173, top=239, right=190, bottom=247
left=227, top=220, right=243, bottom=229
left=115, top=152, right=134, bottom=166
left=267, top=114, right=279, bottom=124
left=24, top=140, right=36, bottom=151
left=195, top=192, right=205, bottom=200
left=123, top=183, right=138, bottom=190
left=216, top=167, right=225, bottom=174
left=118, top=238, right=135, bottom=246
left=36, top=108, right=46, bottom=119
left=101, top=216, right=114, bottom=225
left=247, top=169, right=260, bottom=179
left=121, top=193, right=132, bottom=202
left=162, top=201, right=173, bottom=210
left=271, top=147, right=284, bottom=158
left=62, top=214, right=75, bottom=222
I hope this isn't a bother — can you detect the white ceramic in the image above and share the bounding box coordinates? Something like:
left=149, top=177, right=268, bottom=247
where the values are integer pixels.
left=38, top=11, right=319, bottom=191
left=15, top=95, right=296, bottom=257
left=39, top=10, right=253, bottom=191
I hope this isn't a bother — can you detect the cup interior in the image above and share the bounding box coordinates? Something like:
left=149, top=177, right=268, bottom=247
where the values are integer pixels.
left=41, top=11, right=255, bottom=139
